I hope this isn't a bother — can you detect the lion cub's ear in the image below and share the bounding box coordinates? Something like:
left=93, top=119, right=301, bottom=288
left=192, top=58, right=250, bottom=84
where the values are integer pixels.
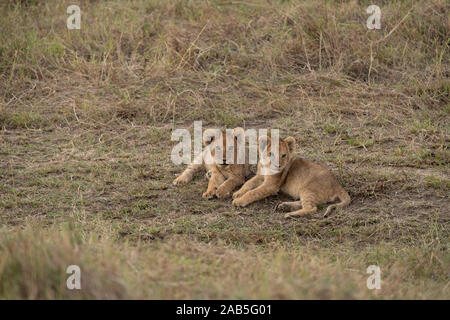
left=284, top=136, right=296, bottom=153
left=258, top=135, right=271, bottom=153
left=203, top=128, right=222, bottom=146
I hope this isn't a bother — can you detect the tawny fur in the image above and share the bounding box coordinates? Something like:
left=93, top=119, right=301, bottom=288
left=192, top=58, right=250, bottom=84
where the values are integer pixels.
left=173, top=127, right=250, bottom=199
left=232, top=135, right=350, bottom=218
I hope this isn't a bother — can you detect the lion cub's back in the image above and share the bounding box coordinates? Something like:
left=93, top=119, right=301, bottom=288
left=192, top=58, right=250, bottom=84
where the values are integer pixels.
left=281, top=158, right=342, bottom=202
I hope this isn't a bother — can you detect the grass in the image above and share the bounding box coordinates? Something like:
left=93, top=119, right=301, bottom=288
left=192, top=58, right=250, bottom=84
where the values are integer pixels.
left=0, top=0, right=449, bottom=299
left=0, top=220, right=447, bottom=299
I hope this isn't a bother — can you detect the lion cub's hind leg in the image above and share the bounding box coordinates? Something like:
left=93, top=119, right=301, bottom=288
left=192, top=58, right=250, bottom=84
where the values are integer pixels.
left=284, top=203, right=317, bottom=218
left=284, top=194, right=318, bottom=218
left=277, top=200, right=302, bottom=212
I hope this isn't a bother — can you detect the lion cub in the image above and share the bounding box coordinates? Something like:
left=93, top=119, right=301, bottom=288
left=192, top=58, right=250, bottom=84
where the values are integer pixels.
left=173, top=127, right=250, bottom=199
left=232, top=135, right=350, bottom=218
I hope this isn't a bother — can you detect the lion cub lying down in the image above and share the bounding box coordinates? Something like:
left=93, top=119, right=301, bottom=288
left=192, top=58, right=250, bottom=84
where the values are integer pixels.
left=173, top=127, right=250, bottom=199
left=232, top=135, right=350, bottom=218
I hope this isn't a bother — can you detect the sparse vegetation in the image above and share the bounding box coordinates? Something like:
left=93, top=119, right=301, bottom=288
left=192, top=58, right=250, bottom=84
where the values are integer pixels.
left=0, top=0, right=448, bottom=299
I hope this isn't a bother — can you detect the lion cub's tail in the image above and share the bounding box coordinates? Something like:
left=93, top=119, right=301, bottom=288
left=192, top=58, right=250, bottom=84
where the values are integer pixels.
left=323, top=189, right=351, bottom=217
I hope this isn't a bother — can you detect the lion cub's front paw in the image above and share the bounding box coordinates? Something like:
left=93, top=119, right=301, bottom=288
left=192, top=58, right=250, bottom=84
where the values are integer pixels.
left=202, top=190, right=215, bottom=199
left=173, top=175, right=189, bottom=185
left=215, top=186, right=231, bottom=199
left=232, top=197, right=249, bottom=207
left=232, top=190, right=245, bottom=199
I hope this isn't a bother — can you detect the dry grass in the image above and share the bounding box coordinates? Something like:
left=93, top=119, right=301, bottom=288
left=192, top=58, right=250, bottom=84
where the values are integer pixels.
left=0, top=0, right=449, bottom=299
left=0, top=219, right=447, bottom=299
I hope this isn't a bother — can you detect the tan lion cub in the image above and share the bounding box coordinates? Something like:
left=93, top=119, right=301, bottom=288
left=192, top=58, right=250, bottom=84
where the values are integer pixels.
left=232, top=135, right=350, bottom=218
left=173, top=127, right=249, bottom=199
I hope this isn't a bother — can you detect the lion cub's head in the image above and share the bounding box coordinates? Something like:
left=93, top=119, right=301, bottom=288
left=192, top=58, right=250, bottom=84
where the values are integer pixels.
left=202, top=127, right=245, bottom=166
left=258, top=135, right=295, bottom=174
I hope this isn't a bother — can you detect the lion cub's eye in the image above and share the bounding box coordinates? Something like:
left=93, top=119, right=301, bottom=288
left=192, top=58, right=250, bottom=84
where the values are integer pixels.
left=282, top=154, right=287, bottom=158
